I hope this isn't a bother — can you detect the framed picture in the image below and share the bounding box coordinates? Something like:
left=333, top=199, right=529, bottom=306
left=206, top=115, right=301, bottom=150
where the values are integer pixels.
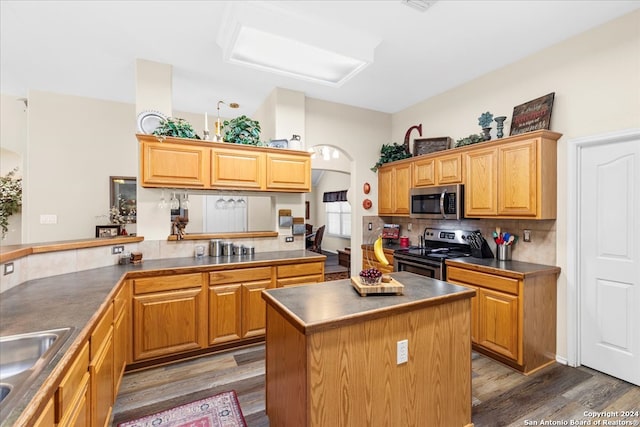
left=96, top=225, right=120, bottom=238
left=509, top=92, right=555, bottom=136
left=110, top=176, right=137, bottom=223
left=413, top=137, right=452, bottom=156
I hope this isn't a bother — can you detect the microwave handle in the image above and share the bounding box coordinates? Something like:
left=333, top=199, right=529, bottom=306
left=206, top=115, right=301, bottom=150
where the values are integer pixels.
left=440, top=190, right=446, bottom=218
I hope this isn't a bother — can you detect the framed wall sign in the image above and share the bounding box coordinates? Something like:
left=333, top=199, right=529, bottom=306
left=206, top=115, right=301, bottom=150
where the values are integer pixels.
left=509, top=92, right=555, bottom=136
left=413, top=137, right=452, bottom=156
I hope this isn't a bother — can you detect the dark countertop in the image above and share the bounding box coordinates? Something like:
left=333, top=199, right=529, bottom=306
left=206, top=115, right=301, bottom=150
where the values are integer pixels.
left=261, top=271, right=476, bottom=335
left=445, top=257, right=561, bottom=279
left=0, top=249, right=324, bottom=427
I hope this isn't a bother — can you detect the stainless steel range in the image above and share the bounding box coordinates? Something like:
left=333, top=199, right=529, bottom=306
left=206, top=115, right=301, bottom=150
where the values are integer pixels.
left=393, top=228, right=481, bottom=280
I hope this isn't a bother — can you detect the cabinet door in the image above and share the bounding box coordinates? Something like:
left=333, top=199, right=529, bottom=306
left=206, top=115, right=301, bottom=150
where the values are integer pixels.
left=394, top=163, right=412, bottom=215
left=465, top=147, right=498, bottom=216
left=113, top=306, right=127, bottom=397
left=211, top=148, right=264, bottom=189
left=377, top=166, right=394, bottom=214
left=498, top=139, right=537, bottom=216
left=57, top=342, right=89, bottom=423
left=413, top=157, right=436, bottom=187
left=265, top=153, right=311, bottom=191
left=132, top=287, right=207, bottom=361
left=241, top=279, right=272, bottom=338
left=477, top=288, right=519, bottom=361
left=378, top=163, right=411, bottom=215
left=208, top=284, right=242, bottom=345
left=436, top=153, right=463, bottom=184
left=140, top=141, right=210, bottom=188
left=58, top=372, right=90, bottom=427
left=33, top=396, right=55, bottom=427
left=90, top=329, right=114, bottom=427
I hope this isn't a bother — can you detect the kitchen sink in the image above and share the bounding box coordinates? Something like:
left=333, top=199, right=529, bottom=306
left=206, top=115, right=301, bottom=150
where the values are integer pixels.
left=0, top=327, right=73, bottom=422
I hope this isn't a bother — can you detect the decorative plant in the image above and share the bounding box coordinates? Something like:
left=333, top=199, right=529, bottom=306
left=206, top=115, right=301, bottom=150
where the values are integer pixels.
left=153, top=117, right=201, bottom=139
left=0, top=168, right=22, bottom=238
left=222, top=115, right=261, bottom=145
left=371, top=143, right=412, bottom=172
left=455, top=134, right=485, bottom=147
left=478, top=112, right=494, bottom=129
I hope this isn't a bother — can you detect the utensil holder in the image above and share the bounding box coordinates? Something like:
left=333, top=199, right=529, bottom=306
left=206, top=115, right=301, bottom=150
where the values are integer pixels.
left=497, top=245, right=512, bottom=261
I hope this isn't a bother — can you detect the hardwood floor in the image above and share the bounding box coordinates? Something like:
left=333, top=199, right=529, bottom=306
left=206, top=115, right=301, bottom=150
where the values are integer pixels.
left=111, top=344, right=639, bottom=427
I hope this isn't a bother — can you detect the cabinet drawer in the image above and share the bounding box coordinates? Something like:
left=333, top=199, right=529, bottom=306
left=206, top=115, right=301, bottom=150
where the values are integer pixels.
left=133, top=273, right=202, bottom=294
left=277, top=275, right=324, bottom=287
left=209, top=267, right=272, bottom=285
left=57, top=341, right=89, bottom=421
left=447, top=266, right=519, bottom=295
left=91, top=303, right=113, bottom=359
left=277, top=262, right=323, bottom=278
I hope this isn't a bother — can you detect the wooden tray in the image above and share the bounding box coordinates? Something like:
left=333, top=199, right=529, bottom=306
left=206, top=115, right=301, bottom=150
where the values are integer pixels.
left=350, top=276, right=404, bottom=296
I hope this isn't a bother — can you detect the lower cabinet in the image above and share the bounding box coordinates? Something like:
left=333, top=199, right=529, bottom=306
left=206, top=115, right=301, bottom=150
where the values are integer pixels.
left=446, top=263, right=559, bottom=374
left=56, top=342, right=90, bottom=427
left=132, top=273, right=207, bottom=361
left=33, top=397, right=55, bottom=427
left=113, top=283, right=129, bottom=396
left=90, top=304, right=114, bottom=427
left=208, top=267, right=273, bottom=345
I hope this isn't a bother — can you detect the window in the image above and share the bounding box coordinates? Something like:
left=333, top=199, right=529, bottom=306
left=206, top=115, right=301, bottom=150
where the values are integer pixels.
left=325, top=201, right=351, bottom=238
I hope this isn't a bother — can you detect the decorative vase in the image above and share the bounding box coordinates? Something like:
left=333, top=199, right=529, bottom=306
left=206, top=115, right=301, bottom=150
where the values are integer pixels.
left=494, top=116, right=507, bottom=138
left=482, top=127, right=492, bottom=141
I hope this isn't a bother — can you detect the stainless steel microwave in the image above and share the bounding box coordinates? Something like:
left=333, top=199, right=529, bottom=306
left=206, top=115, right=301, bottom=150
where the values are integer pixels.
left=410, top=184, right=464, bottom=220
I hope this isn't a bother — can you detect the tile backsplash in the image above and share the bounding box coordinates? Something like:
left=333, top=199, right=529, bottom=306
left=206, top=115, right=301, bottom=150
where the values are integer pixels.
left=364, top=216, right=557, bottom=266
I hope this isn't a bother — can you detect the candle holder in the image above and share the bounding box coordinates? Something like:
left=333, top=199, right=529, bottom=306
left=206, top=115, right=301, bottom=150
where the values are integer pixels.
left=203, top=129, right=210, bottom=141
left=495, top=116, right=507, bottom=138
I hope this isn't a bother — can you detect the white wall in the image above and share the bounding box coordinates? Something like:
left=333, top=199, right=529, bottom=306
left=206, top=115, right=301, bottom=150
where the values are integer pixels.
left=390, top=10, right=640, bottom=361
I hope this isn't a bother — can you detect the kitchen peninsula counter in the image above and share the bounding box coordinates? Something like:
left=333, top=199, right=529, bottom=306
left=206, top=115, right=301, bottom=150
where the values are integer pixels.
left=262, top=271, right=475, bottom=427
left=0, top=249, right=324, bottom=427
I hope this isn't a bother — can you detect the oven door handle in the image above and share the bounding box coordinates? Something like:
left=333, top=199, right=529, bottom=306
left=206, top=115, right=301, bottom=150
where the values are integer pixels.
left=440, top=190, right=446, bottom=218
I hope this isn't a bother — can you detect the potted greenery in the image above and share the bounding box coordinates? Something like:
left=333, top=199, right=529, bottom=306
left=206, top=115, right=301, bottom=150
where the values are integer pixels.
left=0, top=168, right=22, bottom=238
left=153, top=117, right=201, bottom=139
left=222, top=115, right=261, bottom=145
left=371, top=143, right=412, bottom=172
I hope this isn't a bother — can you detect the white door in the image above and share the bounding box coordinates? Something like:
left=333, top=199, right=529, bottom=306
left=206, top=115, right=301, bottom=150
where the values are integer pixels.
left=579, top=137, right=640, bottom=386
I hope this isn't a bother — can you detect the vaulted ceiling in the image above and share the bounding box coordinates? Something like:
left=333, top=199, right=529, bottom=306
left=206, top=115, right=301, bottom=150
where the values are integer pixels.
left=1, top=1, right=638, bottom=117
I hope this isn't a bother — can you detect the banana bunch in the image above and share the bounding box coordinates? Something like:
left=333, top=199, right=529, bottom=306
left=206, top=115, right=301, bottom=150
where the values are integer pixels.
left=374, top=236, right=389, bottom=266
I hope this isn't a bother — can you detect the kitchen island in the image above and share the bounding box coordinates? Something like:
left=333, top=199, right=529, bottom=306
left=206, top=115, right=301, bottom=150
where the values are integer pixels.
left=261, top=271, right=476, bottom=427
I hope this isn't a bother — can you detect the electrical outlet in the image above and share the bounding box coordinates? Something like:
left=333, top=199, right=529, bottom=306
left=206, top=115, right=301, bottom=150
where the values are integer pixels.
left=112, top=245, right=124, bottom=254
left=39, top=214, right=57, bottom=224
left=4, top=262, right=14, bottom=275
left=407, top=223, right=412, bottom=231
left=285, top=236, right=294, bottom=243
left=368, top=222, right=373, bottom=231
left=523, top=230, right=531, bottom=242
left=397, top=339, right=408, bottom=365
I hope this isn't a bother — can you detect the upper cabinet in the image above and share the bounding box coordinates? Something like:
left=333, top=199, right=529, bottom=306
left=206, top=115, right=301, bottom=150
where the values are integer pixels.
left=137, top=134, right=311, bottom=192
left=465, top=131, right=561, bottom=219
left=140, top=138, right=211, bottom=188
left=413, top=152, right=464, bottom=187
left=378, top=161, right=411, bottom=216
left=378, top=130, right=561, bottom=219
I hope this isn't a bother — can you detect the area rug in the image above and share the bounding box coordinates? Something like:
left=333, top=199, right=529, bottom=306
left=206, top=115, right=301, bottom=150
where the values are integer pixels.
left=117, top=390, right=247, bottom=427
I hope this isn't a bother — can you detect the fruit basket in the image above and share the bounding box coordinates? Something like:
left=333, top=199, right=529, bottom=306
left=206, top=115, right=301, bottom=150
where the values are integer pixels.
left=359, top=268, right=382, bottom=286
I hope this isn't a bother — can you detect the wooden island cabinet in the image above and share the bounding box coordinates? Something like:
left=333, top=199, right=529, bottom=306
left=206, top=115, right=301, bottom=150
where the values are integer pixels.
left=262, top=272, right=475, bottom=427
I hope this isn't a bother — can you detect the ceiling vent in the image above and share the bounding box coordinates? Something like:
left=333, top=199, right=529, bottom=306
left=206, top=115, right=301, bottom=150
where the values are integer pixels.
left=401, top=0, right=437, bottom=12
